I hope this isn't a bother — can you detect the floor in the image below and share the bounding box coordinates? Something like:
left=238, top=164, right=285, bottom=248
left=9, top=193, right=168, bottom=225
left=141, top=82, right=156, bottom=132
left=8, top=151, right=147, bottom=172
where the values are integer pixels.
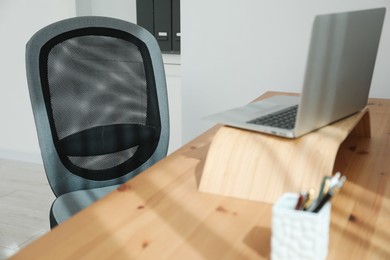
left=0, top=158, right=54, bottom=259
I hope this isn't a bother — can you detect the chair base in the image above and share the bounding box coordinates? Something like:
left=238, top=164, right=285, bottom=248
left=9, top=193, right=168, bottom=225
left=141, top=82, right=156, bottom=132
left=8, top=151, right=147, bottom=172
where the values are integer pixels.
left=199, top=107, right=371, bottom=204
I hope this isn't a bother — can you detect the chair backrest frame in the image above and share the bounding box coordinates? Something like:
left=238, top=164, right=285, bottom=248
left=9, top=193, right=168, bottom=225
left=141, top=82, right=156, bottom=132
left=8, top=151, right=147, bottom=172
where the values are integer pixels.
left=26, top=16, right=169, bottom=196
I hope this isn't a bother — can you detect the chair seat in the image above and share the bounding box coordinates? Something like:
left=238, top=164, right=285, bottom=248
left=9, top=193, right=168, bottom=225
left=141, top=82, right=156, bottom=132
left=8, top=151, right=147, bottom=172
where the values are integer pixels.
left=50, top=185, right=120, bottom=228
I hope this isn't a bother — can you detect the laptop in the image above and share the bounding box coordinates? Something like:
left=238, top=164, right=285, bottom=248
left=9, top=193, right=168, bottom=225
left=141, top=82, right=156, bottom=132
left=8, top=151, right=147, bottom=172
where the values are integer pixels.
left=207, top=8, right=386, bottom=138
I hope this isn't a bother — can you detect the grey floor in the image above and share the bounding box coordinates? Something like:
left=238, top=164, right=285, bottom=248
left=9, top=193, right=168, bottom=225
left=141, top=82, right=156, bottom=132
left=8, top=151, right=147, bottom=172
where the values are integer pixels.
left=0, top=158, right=54, bottom=259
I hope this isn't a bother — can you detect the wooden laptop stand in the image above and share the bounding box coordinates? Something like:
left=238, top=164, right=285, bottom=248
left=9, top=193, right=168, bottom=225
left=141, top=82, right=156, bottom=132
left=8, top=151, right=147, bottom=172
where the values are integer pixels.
left=199, top=107, right=370, bottom=204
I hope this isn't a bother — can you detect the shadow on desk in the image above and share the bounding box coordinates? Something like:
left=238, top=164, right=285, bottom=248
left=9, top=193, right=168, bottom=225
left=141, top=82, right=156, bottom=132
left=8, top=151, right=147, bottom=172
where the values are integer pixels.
left=244, top=226, right=271, bottom=259
left=96, top=147, right=266, bottom=258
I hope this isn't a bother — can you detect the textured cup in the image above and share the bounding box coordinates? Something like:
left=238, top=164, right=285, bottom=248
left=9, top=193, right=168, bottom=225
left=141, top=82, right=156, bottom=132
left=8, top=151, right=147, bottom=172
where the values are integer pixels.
left=271, top=193, right=331, bottom=260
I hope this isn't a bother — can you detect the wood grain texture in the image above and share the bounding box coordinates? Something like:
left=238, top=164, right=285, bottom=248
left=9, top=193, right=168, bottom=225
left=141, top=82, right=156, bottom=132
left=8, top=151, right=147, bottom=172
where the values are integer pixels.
left=10, top=92, right=390, bottom=260
left=200, top=104, right=370, bottom=203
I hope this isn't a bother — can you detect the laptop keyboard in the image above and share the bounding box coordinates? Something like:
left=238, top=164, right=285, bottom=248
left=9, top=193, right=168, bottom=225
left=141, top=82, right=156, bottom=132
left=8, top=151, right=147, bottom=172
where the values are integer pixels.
left=247, top=105, right=298, bottom=130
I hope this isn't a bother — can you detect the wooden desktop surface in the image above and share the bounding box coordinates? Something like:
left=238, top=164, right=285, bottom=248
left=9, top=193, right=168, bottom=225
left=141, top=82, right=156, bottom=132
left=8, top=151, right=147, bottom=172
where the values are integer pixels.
left=12, top=92, right=390, bottom=259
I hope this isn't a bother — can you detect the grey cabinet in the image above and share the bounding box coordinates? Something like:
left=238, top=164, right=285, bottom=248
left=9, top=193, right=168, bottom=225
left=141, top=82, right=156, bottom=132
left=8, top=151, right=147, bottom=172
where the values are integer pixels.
left=137, top=0, right=180, bottom=53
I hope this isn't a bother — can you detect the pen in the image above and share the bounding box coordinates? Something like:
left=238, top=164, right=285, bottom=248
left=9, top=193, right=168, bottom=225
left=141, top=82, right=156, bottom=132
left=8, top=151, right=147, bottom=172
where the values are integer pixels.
left=312, top=193, right=331, bottom=213
left=329, top=172, right=341, bottom=189
left=295, top=191, right=307, bottom=210
left=303, top=188, right=315, bottom=211
left=318, top=176, right=331, bottom=201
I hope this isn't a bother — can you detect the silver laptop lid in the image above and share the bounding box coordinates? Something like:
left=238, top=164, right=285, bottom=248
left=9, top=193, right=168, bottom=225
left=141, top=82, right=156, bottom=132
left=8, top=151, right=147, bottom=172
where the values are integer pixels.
left=295, top=8, right=386, bottom=136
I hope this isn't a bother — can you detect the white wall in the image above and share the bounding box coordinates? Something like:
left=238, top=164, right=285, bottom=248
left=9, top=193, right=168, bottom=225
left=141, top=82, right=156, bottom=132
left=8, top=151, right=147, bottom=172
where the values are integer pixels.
left=75, top=0, right=137, bottom=22
left=181, top=0, right=390, bottom=143
left=0, top=0, right=76, bottom=162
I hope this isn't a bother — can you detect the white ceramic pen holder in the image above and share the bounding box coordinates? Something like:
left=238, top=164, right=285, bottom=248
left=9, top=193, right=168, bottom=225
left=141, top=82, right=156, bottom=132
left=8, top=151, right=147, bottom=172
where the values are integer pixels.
left=271, top=193, right=331, bottom=260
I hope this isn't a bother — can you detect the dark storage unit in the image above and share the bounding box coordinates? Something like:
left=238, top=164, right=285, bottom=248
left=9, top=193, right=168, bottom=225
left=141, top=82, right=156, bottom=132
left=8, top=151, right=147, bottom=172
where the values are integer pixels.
left=172, top=0, right=180, bottom=52
left=136, top=0, right=180, bottom=53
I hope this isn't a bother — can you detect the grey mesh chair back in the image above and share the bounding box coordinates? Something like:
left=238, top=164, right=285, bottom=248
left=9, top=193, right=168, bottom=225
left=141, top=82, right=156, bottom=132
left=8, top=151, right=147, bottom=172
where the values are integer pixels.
left=26, top=16, right=169, bottom=228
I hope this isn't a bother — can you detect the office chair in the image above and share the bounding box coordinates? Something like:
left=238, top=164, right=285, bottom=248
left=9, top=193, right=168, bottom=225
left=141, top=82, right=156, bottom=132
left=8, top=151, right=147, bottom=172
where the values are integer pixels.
left=25, top=16, right=169, bottom=228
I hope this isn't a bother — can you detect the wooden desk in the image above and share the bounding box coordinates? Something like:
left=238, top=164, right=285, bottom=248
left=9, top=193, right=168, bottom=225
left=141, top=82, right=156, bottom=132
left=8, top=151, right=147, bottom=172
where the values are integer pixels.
left=12, top=92, right=390, bottom=259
